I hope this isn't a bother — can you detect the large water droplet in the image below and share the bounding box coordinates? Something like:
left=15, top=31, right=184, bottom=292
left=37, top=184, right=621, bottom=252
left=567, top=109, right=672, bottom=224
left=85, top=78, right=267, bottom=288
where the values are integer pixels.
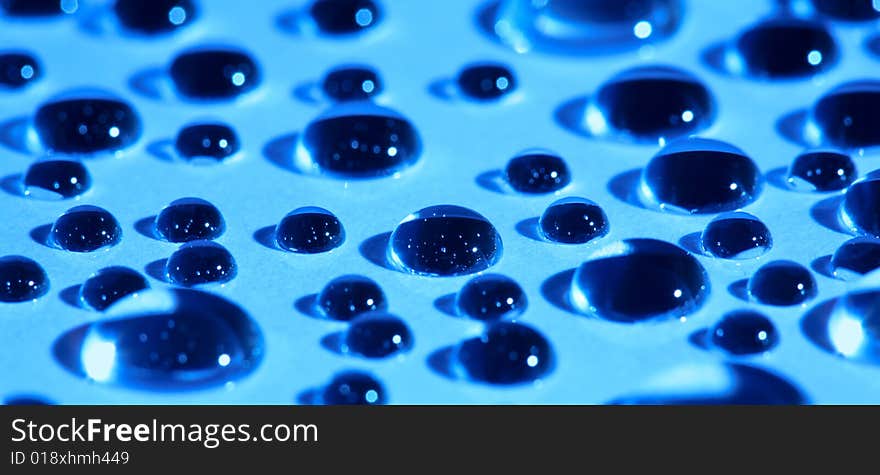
left=808, top=80, right=880, bottom=149
left=700, top=212, right=772, bottom=259
left=571, top=238, right=710, bottom=322
left=388, top=205, right=503, bottom=277
left=34, top=96, right=142, bottom=155
left=831, top=237, right=880, bottom=280
left=748, top=260, right=816, bottom=306
left=452, top=321, right=554, bottom=385
left=0, top=255, right=49, bottom=303
left=170, top=47, right=261, bottom=100
left=317, top=274, right=387, bottom=321
left=23, top=159, right=91, bottom=200
left=729, top=17, right=838, bottom=79
left=49, top=205, right=122, bottom=252
left=455, top=273, right=527, bottom=321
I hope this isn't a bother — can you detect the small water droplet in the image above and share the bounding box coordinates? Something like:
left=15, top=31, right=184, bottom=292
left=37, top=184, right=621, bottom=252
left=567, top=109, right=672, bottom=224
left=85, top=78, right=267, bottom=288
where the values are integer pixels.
left=711, top=310, right=779, bottom=355
left=455, top=273, right=527, bottom=322
left=174, top=123, right=240, bottom=162
left=322, top=65, right=382, bottom=102
left=786, top=150, right=856, bottom=192
left=34, top=96, right=142, bottom=154
left=165, top=240, right=236, bottom=286
left=343, top=313, right=413, bottom=358
left=23, top=159, right=91, bottom=200
left=155, top=197, right=225, bottom=243
left=504, top=150, right=571, bottom=194
left=114, top=0, right=196, bottom=33
left=456, top=62, right=516, bottom=101
left=831, top=237, right=880, bottom=280
left=539, top=197, right=609, bottom=244
left=170, top=48, right=261, bottom=100
left=321, top=370, right=386, bottom=405
left=317, top=274, right=387, bottom=321
left=49, top=205, right=122, bottom=252
left=700, top=212, right=772, bottom=259
left=79, top=266, right=149, bottom=311
left=730, top=17, right=838, bottom=79
left=811, top=0, right=880, bottom=21
left=0, top=52, right=40, bottom=88
left=0, top=255, right=49, bottom=302
left=1, top=0, right=75, bottom=16
left=388, top=205, right=502, bottom=276
left=748, top=260, right=816, bottom=306
left=453, top=321, right=553, bottom=385
left=571, top=238, right=710, bottom=322
left=310, top=0, right=381, bottom=34
left=809, top=80, right=880, bottom=149
left=275, top=206, right=345, bottom=253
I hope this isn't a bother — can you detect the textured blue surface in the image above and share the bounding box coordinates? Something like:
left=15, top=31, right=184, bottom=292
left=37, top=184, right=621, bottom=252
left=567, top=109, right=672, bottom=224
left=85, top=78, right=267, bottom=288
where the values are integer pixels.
left=2, top=0, right=880, bottom=404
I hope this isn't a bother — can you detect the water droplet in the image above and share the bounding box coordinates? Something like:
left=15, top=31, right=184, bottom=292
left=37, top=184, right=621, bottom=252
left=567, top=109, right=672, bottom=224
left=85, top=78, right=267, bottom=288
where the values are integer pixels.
left=34, top=96, right=142, bottom=154
left=453, top=321, right=553, bottom=385
left=23, top=159, right=91, bottom=200
left=170, top=48, right=261, bottom=100
left=831, top=237, right=880, bottom=280
left=809, top=80, right=880, bottom=149
left=388, top=205, right=503, bottom=277
left=588, top=66, right=715, bottom=143
left=0, top=0, right=74, bottom=16
left=641, top=137, right=763, bottom=214
left=321, top=370, right=386, bottom=405
left=317, top=274, right=387, bottom=321
left=154, top=197, right=225, bottom=243
left=310, top=0, right=381, bottom=34
left=571, top=238, right=710, bottom=322
left=114, top=0, right=196, bottom=33
left=455, top=273, right=527, bottom=322
left=811, top=0, right=880, bottom=21
left=539, top=197, right=609, bottom=244
left=0, top=52, right=40, bottom=89
left=504, top=150, right=571, bottom=194
left=827, top=270, right=880, bottom=363
left=456, top=62, right=516, bottom=101
left=491, top=0, right=682, bottom=54
left=842, top=175, right=880, bottom=237
left=0, top=255, right=49, bottom=302
left=700, top=212, right=772, bottom=259
left=275, top=206, right=345, bottom=253
left=786, top=150, right=856, bottom=192
left=730, top=17, right=838, bottom=79
left=55, top=288, right=263, bottom=389
left=322, top=65, right=382, bottom=102
left=748, top=260, right=816, bottom=306
left=174, top=123, right=240, bottom=162
left=343, top=313, right=413, bottom=358
left=49, top=205, right=122, bottom=252
left=297, top=102, right=421, bottom=178
left=711, top=310, right=778, bottom=355
left=165, top=240, right=236, bottom=286
left=79, top=266, right=149, bottom=311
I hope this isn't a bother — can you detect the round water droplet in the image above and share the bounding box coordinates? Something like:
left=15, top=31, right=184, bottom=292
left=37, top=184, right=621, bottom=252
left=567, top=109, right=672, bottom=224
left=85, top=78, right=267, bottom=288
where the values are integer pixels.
left=504, top=150, right=571, bottom=194
left=174, top=123, right=240, bottom=162
left=491, top=0, right=682, bottom=54
left=587, top=66, right=715, bottom=143
left=453, top=321, right=554, bottom=385
left=730, top=17, right=838, bottom=79
left=711, top=310, right=779, bottom=355
left=1, top=0, right=73, bottom=16
left=539, top=197, right=609, bottom=244
left=0, top=255, right=49, bottom=303
left=309, top=0, right=381, bottom=34
left=456, top=62, right=516, bottom=101
left=49, top=205, right=122, bottom=252
left=0, top=52, right=40, bottom=89
left=700, top=212, right=772, bottom=259
left=571, top=238, right=710, bottom=322
left=343, top=313, right=412, bottom=358
left=831, top=237, right=880, bottom=280
left=842, top=176, right=880, bottom=238
left=809, top=80, right=880, bottom=149
left=154, top=197, right=225, bottom=243
left=114, top=0, right=196, bottom=34
left=297, top=102, right=421, bottom=178
left=275, top=206, right=345, bottom=253
left=388, top=205, right=503, bottom=277
left=322, top=65, right=382, bottom=102
left=79, top=266, right=149, bottom=311
left=165, top=240, right=236, bottom=286
left=748, top=260, right=816, bottom=306
left=54, top=288, right=263, bottom=389
left=455, top=273, right=527, bottom=322
left=811, top=0, right=880, bottom=21
left=34, top=96, right=142, bottom=154
left=641, top=137, right=763, bottom=214
left=170, top=48, right=261, bottom=100
left=23, top=159, right=91, bottom=200
left=786, top=150, right=856, bottom=192
left=321, top=370, right=386, bottom=405
left=317, top=274, right=387, bottom=321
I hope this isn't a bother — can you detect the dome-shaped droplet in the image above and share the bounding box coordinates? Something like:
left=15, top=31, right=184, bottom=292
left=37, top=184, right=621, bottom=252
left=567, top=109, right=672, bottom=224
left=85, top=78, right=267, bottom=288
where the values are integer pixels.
left=309, top=0, right=381, bottom=35
left=455, top=273, right=527, bottom=321
left=297, top=102, right=421, bottom=178
left=453, top=321, right=554, bottom=385
left=748, top=260, right=816, bottom=306
left=114, top=0, right=196, bottom=34
left=388, top=205, right=503, bottom=277
left=34, top=96, right=142, bottom=154
left=54, top=288, right=263, bottom=390
left=49, top=205, right=122, bottom=252
left=826, top=270, right=880, bottom=364
left=154, top=197, right=225, bottom=243
left=491, top=0, right=683, bottom=54
left=170, top=48, right=261, bottom=100
left=0, top=255, right=49, bottom=303
left=809, top=80, right=880, bottom=149
left=842, top=176, right=880, bottom=238
left=174, top=123, right=240, bottom=162
left=831, top=237, right=880, bottom=280
left=321, top=370, right=386, bottom=405
left=641, top=137, right=763, bottom=214
left=275, top=206, right=345, bottom=253
left=343, top=313, right=413, bottom=358
left=0, top=52, right=40, bottom=89
left=317, top=274, right=387, bottom=321
left=587, top=66, right=715, bottom=143
left=504, top=150, right=571, bottom=194
left=811, top=0, right=880, bottom=21
left=79, top=266, right=149, bottom=311
left=786, top=150, right=856, bottom=192
left=23, top=159, right=91, bottom=200
left=322, top=65, right=382, bottom=102
left=700, top=212, right=772, bottom=259
left=1, top=0, right=76, bottom=17
left=571, top=238, right=710, bottom=322
left=711, top=310, right=779, bottom=355
left=539, top=197, right=609, bottom=244
left=165, top=240, right=236, bottom=286
left=730, top=17, right=838, bottom=79
left=456, top=62, right=516, bottom=101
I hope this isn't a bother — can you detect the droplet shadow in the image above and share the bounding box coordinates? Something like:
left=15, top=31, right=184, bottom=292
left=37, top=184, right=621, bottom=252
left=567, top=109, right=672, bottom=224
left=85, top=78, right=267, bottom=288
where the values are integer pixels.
left=359, top=232, right=395, bottom=271
left=0, top=174, right=23, bottom=197
left=51, top=324, right=88, bottom=378
left=3, top=395, right=55, bottom=405
left=475, top=169, right=507, bottom=195
left=253, top=225, right=277, bottom=250
left=810, top=195, right=850, bottom=235
left=679, top=231, right=704, bottom=256
left=811, top=255, right=835, bottom=279
left=728, top=278, right=750, bottom=302
left=700, top=41, right=729, bottom=77
left=295, top=388, right=322, bottom=405
left=292, top=80, right=322, bottom=105
left=800, top=297, right=838, bottom=355
left=146, top=139, right=175, bottom=162
left=515, top=217, right=543, bottom=242
left=540, top=268, right=577, bottom=314
left=553, top=96, right=592, bottom=139
left=866, top=34, right=880, bottom=60
left=320, top=331, right=346, bottom=356
left=607, top=168, right=646, bottom=209
left=274, top=7, right=303, bottom=36
left=433, top=293, right=458, bottom=318
left=134, top=216, right=158, bottom=240
left=295, top=293, right=328, bottom=320
left=262, top=132, right=300, bottom=173
left=128, top=66, right=169, bottom=101
left=59, top=284, right=82, bottom=310
left=427, top=78, right=456, bottom=102
left=776, top=109, right=809, bottom=147
left=144, top=258, right=168, bottom=283
left=765, top=166, right=791, bottom=191
left=688, top=328, right=710, bottom=350
left=0, top=115, right=36, bottom=155
left=426, top=345, right=457, bottom=381
left=29, top=224, right=52, bottom=248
